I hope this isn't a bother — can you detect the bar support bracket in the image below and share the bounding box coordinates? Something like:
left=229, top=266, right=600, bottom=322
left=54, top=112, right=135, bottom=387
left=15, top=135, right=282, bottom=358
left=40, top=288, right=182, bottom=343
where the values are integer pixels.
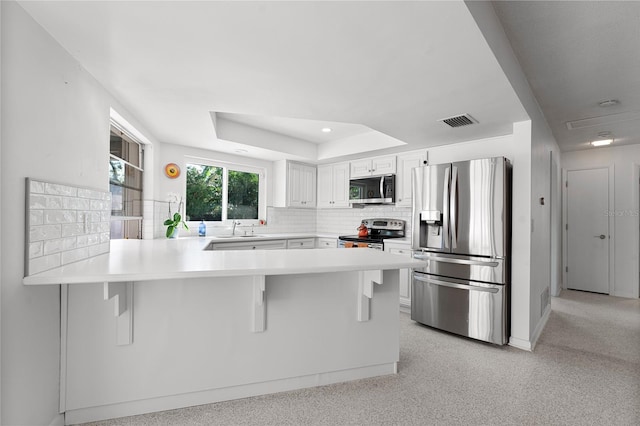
left=357, top=270, right=383, bottom=322
left=251, top=275, right=266, bottom=333
left=103, top=282, right=133, bottom=345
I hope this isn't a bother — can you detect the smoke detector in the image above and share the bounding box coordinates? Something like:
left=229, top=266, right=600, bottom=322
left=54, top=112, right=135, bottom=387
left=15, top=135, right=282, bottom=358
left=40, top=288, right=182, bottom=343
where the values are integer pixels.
left=438, top=114, right=478, bottom=128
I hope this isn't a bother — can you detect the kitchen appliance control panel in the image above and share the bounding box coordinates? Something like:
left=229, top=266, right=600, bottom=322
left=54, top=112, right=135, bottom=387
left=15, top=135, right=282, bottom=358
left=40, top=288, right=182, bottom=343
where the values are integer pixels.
left=362, top=219, right=405, bottom=231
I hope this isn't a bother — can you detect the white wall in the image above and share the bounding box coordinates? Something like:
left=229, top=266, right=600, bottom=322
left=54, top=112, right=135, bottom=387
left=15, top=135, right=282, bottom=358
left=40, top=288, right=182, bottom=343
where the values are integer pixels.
left=0, top=2, right=156, bottom=424
left=428, top=130, right=536, bottom=347
left=562, top=145, right=640, bottom=299
left=152, top=142, right=275, bottom=237
left=466, top=1, right=562, bottom=349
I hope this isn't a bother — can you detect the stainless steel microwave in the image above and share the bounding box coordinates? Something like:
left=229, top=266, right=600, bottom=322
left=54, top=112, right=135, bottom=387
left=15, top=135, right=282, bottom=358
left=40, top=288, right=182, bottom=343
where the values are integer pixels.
left=349, top=175, right=395, bottom=205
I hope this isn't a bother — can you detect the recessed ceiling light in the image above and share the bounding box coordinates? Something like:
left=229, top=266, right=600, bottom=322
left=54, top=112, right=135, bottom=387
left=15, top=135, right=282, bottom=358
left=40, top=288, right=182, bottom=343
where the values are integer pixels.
left=591, top=139, right=613, bottom=147
left=321, top=127, right=332, bottom=133
left=598, top=99, right=620, bottom=107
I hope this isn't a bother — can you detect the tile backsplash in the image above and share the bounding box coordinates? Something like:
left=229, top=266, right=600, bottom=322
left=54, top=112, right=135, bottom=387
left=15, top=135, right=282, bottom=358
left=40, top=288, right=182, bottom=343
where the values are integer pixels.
left=25, top=178, right=111, bottom=276
left=151, top=202, right=411, bottom=239
left=316, top=206, right=412, bottom=236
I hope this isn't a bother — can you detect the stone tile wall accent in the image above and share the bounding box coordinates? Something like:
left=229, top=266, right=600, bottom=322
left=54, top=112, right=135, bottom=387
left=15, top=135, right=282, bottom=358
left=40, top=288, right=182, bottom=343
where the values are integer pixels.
left=25, top=178, right=111, bottom=276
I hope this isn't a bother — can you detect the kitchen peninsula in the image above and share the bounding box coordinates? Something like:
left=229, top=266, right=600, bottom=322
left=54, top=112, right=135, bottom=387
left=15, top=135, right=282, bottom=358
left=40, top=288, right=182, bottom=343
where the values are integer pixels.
left=23, top=239, right=423, bottom=424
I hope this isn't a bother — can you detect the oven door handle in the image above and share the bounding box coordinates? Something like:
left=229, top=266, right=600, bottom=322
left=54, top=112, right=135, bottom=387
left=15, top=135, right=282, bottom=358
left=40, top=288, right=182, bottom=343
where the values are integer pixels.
left=412, top=254, right=499, bottom=267
left=413, top=274, right=500, bottom=293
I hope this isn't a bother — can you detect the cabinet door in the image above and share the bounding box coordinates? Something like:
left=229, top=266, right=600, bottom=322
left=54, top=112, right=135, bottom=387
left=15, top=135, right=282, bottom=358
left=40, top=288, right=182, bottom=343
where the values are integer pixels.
left=287, top=238, right=315, bottom=249
left=371, top=155, right=396, bottom=176
left=317, top=165, right=333, bottom=208
left=350, top=159, right=372, bottom=178
left=396, top=151, right=427, bottom=207
left=288, top=163, right=304, bottom=207
left=211, top=240, right=287, bottom=250
left=288, top=163, right=316, bottom=208
left=331, top=163, right=350, bottom=207
left=387, top=245, right=412, bottom=308
left=301, top=164, right=317, bottom=207
left=316, top=237, right=337, bottom=248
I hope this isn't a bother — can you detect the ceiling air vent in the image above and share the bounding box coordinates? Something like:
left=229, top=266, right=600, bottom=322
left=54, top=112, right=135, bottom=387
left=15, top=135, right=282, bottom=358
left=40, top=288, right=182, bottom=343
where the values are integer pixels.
left=438, top=114, right=477, bottom=128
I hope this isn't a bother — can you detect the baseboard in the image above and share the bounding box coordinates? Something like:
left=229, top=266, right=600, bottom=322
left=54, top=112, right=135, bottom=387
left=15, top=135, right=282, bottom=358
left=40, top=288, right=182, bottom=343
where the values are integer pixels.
left=508, top=336, right=532, bottom=351
left=48, top=413, right=64, bottom=426
left=64, top=362, right=397, bottom=425
left=613, top=290, right=640, bottom=299
left=530, top=304, right=552, bottom=351
left=399, top=304, right=410, bottom=314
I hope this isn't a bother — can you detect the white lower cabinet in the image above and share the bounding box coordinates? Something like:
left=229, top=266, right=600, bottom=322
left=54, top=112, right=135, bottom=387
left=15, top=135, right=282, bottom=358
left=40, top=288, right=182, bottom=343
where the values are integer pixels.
left=385, top=241, right=412, bottom=309
left=208, top=237, right=319, bottom=251
left=287, top=238, right=315, bottom=249
left=208, top=240, right=287, bottom=250
left=316, top=237, right=337, bottom=249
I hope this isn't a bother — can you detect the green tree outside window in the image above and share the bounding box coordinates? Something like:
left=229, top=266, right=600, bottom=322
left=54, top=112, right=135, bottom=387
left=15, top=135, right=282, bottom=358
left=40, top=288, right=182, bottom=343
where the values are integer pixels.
left=186, top=164, right=259, bottom=221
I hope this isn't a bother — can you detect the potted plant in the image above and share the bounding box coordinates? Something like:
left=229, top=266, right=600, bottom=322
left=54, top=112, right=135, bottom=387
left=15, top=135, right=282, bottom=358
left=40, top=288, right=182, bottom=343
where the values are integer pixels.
left=164, top=212, right=189, bottom=238
left=165, top=193, right=189, bottom=238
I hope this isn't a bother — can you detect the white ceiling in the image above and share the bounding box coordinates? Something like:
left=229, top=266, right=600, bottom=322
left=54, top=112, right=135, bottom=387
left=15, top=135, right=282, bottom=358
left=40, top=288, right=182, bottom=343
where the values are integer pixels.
left=15, top=1, right=544, bottom=163
left=493, top=1, right=640, bottom=152
left=18, top=0, right=529, bottom=162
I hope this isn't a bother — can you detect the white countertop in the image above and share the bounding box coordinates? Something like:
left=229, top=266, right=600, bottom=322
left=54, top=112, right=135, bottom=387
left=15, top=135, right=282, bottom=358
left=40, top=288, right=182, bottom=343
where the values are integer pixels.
left=23, top=238, right=424, bottom=285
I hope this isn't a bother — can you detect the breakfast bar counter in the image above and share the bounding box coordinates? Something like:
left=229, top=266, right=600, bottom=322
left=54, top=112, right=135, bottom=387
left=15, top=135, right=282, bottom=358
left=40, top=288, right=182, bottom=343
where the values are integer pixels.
left=24, top=239, right=423, bottom=424
left=23, top=238, right=420, bottom=285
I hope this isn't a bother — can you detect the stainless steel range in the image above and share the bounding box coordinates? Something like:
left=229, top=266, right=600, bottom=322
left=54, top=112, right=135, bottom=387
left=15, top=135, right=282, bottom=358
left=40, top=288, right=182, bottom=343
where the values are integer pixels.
left=338, top=218, right=406, bottom=251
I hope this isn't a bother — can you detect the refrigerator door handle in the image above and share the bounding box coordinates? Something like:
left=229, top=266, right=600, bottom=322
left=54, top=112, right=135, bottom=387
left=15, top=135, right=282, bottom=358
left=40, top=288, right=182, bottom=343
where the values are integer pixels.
left=413, top=254, right=499, bottom=267
left=442, top=166, right=451, bottom=249
left=413, top=273, right=500, bottom=294
left=450, top=166, right=458, bottom=249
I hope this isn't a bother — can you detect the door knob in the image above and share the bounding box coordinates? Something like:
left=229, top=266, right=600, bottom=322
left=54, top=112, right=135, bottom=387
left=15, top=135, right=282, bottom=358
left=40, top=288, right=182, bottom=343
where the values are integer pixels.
left=594, top=234, right=606, bottom=239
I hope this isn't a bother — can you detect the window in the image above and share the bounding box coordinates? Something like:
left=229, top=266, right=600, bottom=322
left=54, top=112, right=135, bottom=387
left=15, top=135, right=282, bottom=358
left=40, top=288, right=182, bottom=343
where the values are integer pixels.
left=109, top=124, right=143, bottom=239
left=186, top=161, right=263, bottom=222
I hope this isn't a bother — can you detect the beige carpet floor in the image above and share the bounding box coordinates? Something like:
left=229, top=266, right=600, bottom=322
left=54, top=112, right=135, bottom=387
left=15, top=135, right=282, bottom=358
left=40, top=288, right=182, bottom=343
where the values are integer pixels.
left=83, top=290, right=640, bottom=425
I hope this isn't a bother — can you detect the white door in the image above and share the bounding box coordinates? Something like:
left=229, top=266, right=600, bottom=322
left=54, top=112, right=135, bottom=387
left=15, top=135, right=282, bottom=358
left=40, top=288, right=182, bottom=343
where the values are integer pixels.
left=566, top=168, right=610, bottom=294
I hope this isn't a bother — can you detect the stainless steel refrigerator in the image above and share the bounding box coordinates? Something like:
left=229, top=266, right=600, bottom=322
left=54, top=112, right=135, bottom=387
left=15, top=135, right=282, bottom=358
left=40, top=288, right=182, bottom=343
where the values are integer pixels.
left=411, top=157, right=511, bottom=345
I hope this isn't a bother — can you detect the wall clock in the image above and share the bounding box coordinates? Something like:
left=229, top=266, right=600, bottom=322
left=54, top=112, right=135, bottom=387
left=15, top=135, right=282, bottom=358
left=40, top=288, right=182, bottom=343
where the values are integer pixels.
left=164, top=163, right=180, bottom=179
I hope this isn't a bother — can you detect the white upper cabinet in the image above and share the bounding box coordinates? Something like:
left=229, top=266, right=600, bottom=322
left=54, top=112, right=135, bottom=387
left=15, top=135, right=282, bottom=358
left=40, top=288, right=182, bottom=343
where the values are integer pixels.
left=396, top=150, right=427, bottom=207
left=273, top=160, right=316, bottom=208
left=317, top=162, right=349, bottom=208
left=350, top=155, right=397, bottom=178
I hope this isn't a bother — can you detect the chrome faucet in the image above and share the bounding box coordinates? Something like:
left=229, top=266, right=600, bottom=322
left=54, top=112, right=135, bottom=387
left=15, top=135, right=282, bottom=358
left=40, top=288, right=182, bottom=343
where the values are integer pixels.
left=232, top=220, right=241, bottom=235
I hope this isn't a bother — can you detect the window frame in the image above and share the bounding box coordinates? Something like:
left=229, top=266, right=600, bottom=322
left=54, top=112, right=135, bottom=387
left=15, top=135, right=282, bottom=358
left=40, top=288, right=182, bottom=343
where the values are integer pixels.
left=109, top=122, right=145, bottom=239
left=184, top=156, right=266, bottom=226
